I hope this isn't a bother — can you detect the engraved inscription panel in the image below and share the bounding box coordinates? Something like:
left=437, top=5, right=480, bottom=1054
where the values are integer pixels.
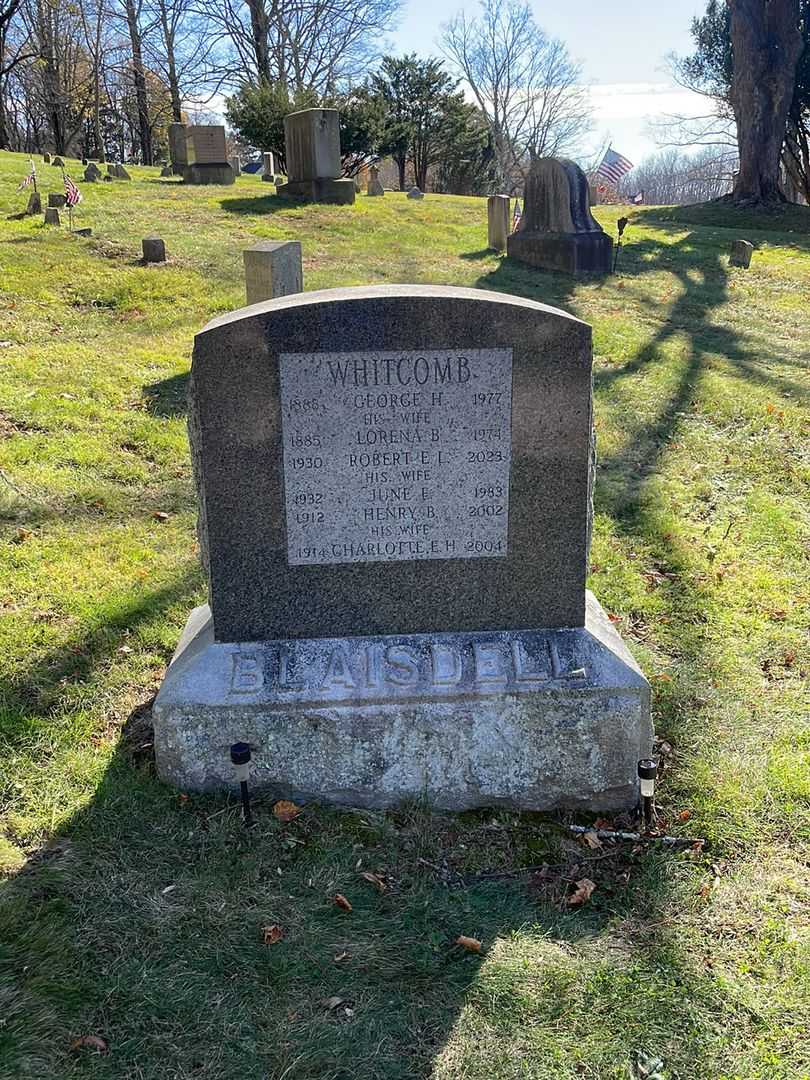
left=279, top=349, right=513, bottom=565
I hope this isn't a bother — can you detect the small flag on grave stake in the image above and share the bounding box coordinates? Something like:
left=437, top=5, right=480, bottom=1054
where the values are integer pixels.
left=17, top=162, right=36, bottom=191
left=511, top=199, right=522, bottom=232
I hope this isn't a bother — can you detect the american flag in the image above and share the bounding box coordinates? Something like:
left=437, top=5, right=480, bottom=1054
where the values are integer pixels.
left=64, top=173, right=82, bottom=207
left=596, top=147, right=634, bottom=187
left=17, top=166, right=36, bottom=191
left=511, top=199, right=522, bottom=232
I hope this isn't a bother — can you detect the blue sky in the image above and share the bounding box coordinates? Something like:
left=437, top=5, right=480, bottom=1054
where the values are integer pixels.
left=391, top=0, right=708, bottom=165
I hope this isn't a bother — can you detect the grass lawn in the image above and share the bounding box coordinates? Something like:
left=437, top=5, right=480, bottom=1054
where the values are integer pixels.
left=0, top=151, right=809, bottom=1080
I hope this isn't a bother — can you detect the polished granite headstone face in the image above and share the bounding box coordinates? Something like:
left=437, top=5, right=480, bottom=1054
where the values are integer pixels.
left=155, top=284, right=652, bottom=810
left=188, top=285, right=593, bottom=641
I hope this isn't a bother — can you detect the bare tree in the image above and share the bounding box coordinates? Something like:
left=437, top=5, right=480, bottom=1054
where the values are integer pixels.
left=620, top=146, right=735, bottom=204
left=0, top=0, right=35, bottom=148
left=440, top=0, right=590, bottom=192
left=204, top=0, right=401, bottom=94
left=142, top=0, right=218, bottom=122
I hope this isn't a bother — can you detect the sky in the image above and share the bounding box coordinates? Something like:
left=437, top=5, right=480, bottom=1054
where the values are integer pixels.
left=390, top=0, right=709, bottom=166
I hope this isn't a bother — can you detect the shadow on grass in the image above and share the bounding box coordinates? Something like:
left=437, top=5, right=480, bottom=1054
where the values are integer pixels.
left=0, top=710, right=733, bottom=1080
left=143, top=371, right=190, bottom=417
left=459, top=248, right=495, bottom=261
left=218, top=193, right=291, bottom=216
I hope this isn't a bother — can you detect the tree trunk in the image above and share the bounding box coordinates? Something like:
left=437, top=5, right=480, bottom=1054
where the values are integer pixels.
left=395, top=153, right=406, bottom=190
left=158, top=0, right=182, bottom=122
left=728, top=0, right=804, bottom=204
left=124, top=0, right=152, bottom=164
left=245, top=0, right=271, bottom=82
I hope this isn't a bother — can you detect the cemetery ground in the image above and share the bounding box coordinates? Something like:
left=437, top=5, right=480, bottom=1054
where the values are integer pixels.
left=0, top=150, right=808, bottom=1080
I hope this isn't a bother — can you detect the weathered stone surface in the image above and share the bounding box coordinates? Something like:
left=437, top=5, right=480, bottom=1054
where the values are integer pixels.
left=729, top=239, right=753, bottom=268
left=84, top=162, right=102, bottom=182
left=153, top=592, right=652, bottom=809
left=367, top=166, right=384, bottom=196
left=276, top=109, right=355, bottom=205
left=26, top=192, right=42, bottom=215
left=185, top=125, right=227, bottom=164
left=73, top=227, right=92, bottom=237
left=243, top=240, right=303, bottom=305
left=508, top=158, right=613, bottom=274
left=43, top=152, right=51, bottom=163
left=262, top=151, right=275, bottom=179
left=182, top=162, right=235, bottom=186
left=229, top=155, right=241, bottom=176
left=189, top=284, right=593, bottom=641
left=168, top=122, right=188, bottom=175
left=52, top=156, right=64, bottom=167
left=407, top=187, right=424, bottom=199
left=142, top=236, right=166, bottom=263
left=160, top=165, right=173, bottom=177
left=48, top=193, right=66, bottom=208
left=487, top=194, right=510, bottom=251
left=43, top=207, right=60, bottom=225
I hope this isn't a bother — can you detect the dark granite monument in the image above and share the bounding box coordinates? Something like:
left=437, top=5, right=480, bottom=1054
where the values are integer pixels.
left=508, top=158, right=613, bottom=274
left=154, top=285, right=651, bottom=810
left=182, top=126, right=234, bottom=186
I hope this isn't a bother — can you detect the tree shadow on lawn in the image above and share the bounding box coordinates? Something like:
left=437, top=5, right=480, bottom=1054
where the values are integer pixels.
left=0, top=715, right=735, bottom=1080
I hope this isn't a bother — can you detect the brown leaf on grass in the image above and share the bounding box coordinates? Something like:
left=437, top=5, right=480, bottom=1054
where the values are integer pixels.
left=273, top=800, right=302, bottom=823
left=334, top=893, right=352, bottom=912
left=152, top=510, right=170, bottom=522
left=11, top=528, right=32, bottom=544
left=455, top=935, right=482, bottom=952
left=582, top=830, right=602, bottom=850
left=69, top=1035, right=108, bottom=1054
left=592, top=817, right=614, bottom=831
left=262, top=924, right=284, bottom=945
left=567, top=878, right=596, bottom=906
left=359, top=871, right=387, bottom=893
left=677, top=809, right=691, bottom=823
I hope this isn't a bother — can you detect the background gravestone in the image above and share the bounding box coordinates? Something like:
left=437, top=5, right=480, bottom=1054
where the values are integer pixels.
left=243, top=240, right=303, bottom=305
left=508, top=158, right=613, bottom=274
left=367, top=166, right=384, bottom=196
left=487, top=194, right=510, bottom=251
left=168, top=122, right=188, bottom=175
left=154, top=284, right=651, bottom=811
left=182, top=126, right=234, bottom=185
left=276, top=109, right=355, bottom=205
left=729, top=239, right=753, bottom=267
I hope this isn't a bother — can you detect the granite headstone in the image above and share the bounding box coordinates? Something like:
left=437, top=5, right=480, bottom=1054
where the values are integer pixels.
left=243, top=240, right=303, bottom=305
left=182, top=126, right=234, bottom=185
left=276, top=109, right=355, bottom=205
left=154, top=284, right=652, bottom=811
left=508, top=158, right=613, bottom=274
left=487, top=194, right=510, bottom=251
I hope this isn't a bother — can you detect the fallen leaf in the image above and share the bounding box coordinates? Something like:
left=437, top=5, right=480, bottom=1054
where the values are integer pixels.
left=11, top=528, right=32, bottom=544
left=152, top=511, right=169, bottom=522
left=334, top=893, right=352, bottom=912
left=582, top=830, right=602, bottom=850
left=455, top=935, right=482, bottom=952
left=262, top=924, right=284, bottom=945
left=69, top=1035, right=108, bottom=1054
left=677, top=809, right=691, bottom=822
left=567, top=878, right=596, bottom=906
left=592, top=817, right=614, bottom=831
left=324, top=995, right=345, bottom=1010
left=273, top=799, right=302, bottom=823
left=359, top=871, right=387, bottom=892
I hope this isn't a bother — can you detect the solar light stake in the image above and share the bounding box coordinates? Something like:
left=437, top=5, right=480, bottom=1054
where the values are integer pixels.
left=230, top=742, right=253, bottom=826
left=638, top=758, right=658, bottom=831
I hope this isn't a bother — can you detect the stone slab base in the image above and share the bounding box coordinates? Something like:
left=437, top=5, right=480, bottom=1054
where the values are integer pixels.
left=183, top=163, right=235, bottom=185
left=507, top=230, right=613, bottom=274
left=153, top=593, right=651, bottom=811
left=276, top=178, right=356, bottom=205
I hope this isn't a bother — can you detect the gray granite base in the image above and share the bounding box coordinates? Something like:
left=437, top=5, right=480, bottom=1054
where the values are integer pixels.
left=182, top=163, right=235, bottom=185
left=153, top=592, right=651, bottom=811
left=276, top=178, right=356, bottom=204
left=507, top=231, right=613, bottom=274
